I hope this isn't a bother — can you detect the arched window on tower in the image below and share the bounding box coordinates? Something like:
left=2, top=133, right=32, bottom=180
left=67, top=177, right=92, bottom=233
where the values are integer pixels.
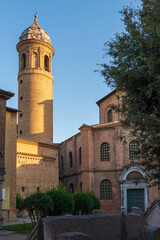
left=100, top=180, right=112, bottom=200
left=101, top=143, right=110, bottom=161
left=32, top=52, right=38, bottom=68
left=129, top=140, right=140, bottom=160
left=22, top=53, right=26, bottom=69
left=61, top=156, right=64, bottom=170
left=69, top=151, right=73, bottom=168
left=44, top=55, right=49, bottom=72
left=107, top=110, right=113, bottom=122
left=70, top=183, right=74, bottom=193
left=79, top=147, right=82, bottom=165
left=80, top=182, right=82, bottom=191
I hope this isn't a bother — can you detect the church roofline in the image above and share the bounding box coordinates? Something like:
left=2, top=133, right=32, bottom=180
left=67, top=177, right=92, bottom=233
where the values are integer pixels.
left=17, top=137, right=59, bottom=149
left=59, top=132, right=81, bottom=145
left=6, top=107, right=19, bottom=113
left=96, top=89, right=117, bottom=106
left=91, top=121, right=121, bottom=129
left=0, top=89, right=14, bottom=100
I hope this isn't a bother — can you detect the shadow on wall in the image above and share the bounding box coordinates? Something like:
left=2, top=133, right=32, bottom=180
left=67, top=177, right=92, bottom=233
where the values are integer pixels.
left=16, top=157, right=57, bottom=198
left=31, top=99, right=53, bottom=144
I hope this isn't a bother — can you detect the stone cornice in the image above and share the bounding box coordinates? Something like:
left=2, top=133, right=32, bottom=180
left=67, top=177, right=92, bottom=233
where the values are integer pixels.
left=17, top=152, right=56, bottom=161
left=16, top=39, right=55, bottom=56
left=91, top=121, right=121, bottom=129
left=0, top=89, right=14, bottom=100
left=6, top=107, right=19, bottom=113
left=60, top=168, right=122, bottom=179
left=18, top=68, right=54, bottom=83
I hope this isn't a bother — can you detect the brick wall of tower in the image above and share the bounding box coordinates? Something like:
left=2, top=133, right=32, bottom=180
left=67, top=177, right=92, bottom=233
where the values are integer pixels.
left=98, top=93, right=119, bottom=124
left=17, top=40, right=54, bottom=144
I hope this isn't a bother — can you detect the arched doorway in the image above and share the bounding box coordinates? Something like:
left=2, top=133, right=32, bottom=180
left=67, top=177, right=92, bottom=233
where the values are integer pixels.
left=119, top=166, right=148, bottom=213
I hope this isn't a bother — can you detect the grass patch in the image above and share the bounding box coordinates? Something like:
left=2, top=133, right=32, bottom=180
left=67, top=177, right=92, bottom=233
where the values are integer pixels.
left=3, top=222, right=36, bottom=234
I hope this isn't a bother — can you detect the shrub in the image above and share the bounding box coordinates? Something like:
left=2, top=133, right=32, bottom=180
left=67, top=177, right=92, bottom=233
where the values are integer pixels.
left=16, top=192, right=24, bottom=211
left=86, top=191, right=100, bottom=212
left=24, top=192, right=53, bottom=225
left=56, top=181, right=66, bottom=191
left=73, top=191, right=93, bottom=215
left=46, top=189, right=74, bottom=215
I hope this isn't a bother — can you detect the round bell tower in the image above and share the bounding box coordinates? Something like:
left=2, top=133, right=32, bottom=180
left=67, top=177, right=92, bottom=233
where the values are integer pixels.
left=16, top=14, right=55, bottom=144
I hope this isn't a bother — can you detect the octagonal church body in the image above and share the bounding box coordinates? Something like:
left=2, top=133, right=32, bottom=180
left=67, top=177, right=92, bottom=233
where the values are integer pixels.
left=59, top=90, right=160, bottom=213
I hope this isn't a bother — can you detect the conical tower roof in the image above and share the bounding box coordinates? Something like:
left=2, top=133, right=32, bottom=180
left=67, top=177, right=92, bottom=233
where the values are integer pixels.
left=19, top=14, right=51, bottom=44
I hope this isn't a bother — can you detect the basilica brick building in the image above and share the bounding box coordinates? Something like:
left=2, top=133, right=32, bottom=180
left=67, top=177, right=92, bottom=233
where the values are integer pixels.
left=59, top=90, right=160, bottom=213
left=1, top=15, right=160, bottom=225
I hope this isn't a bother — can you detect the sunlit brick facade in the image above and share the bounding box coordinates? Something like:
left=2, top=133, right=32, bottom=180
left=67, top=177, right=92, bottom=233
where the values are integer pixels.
left=59, top=90, right=160, bottom=213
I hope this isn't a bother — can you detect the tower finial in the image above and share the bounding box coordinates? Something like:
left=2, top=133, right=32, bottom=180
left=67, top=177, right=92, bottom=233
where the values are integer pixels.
left=34, top=9, right=38, bottom=24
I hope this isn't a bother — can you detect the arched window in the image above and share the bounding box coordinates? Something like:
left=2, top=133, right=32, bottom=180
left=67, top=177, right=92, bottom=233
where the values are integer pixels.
left=22, top=186, right=25, bottom=192
left=101, top=143, right=110, bottom=161
left=79, top=147, right=82, bottom=165
left=61, top=156, right=64, bottom=170
left=44, top=55, right=49, bottom=71
left=127, top=171, right=143, bottom=181
left=69, top=152, right=72, bottom=168
left=32, top=52, right=38, bottom=68
left=70, top=183, right=74, bottom=193
left=129, top=140, right=140, bottom=160
left=107, top=110, right=113, bottom=122
left=100, top=180, right=112, bottom=200
left=22, top=53, right=26, bottom=69
left=80, top=182, right=82, bottom=191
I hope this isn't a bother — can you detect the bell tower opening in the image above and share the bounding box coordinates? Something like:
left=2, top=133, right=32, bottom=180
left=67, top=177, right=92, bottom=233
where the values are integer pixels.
left=44, top=55, right=49, bottom=72
left=22, top=53, right=26, bottom=69
left=32, top=52, right=38, bottom=69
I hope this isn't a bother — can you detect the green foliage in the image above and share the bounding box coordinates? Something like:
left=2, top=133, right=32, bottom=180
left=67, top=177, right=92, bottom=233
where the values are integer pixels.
left=24, top=192, right=53, bottom=225
left=99, top=0, right=160, bottom=185
left=3, top=223, right=34, bottom=235
left=73, top=191, right=93, bottom=215
left=86, top=191, right=100, bottom=211
left=56, top=181, right=66, bottom=191
left=16, top=192, right=24, bottom=211
left=46, top=189, right=74, bottom=215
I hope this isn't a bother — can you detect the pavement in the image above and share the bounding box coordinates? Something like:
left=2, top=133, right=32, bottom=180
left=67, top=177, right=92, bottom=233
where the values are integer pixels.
left=4, top=216, right=31, bottom=226
left=0, top=217, right=32, bottom=240
left=0, top=230, right=27, bottom=240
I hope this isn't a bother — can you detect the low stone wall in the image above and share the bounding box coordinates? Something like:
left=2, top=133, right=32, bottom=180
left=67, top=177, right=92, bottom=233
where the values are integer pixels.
left=143, top=226, right=160, bottom=240
left=42, top=214, right=146, bottom=240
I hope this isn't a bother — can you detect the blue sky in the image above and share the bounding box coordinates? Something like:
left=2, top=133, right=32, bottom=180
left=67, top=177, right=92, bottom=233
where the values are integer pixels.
left=0, top=0, right=140, bottom=143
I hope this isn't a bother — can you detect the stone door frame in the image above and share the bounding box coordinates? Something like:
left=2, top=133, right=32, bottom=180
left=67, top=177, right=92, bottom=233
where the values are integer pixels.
left=119, top=166, right=149, bottom=213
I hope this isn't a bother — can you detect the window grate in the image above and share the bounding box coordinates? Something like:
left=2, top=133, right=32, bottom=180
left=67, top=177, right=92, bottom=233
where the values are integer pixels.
left=129, top=140, right=140, bottom=160
left=100, top=180, right=112, bottom=200
left=101, top=143, right=110, bottom=161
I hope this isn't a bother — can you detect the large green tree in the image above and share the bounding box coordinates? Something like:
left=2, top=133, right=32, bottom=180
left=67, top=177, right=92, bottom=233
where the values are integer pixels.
left=100, top=0, right=160, bottom=185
